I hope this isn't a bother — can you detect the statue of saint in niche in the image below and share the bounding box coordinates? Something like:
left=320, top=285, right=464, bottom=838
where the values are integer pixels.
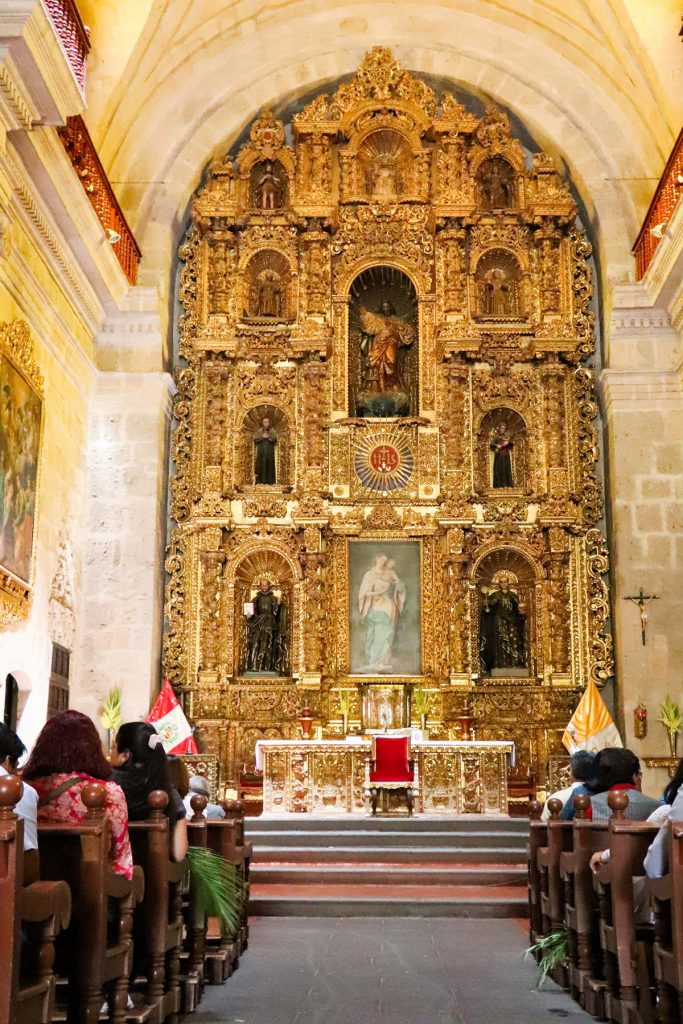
left=371, top=159, right=397, bottom=199
left=490, top=421, right=514, bottom=488
left=244, top=578, right=288, bottom=675
left=256, top=270, right=283, bottom=318
left=254, top=416, right=277, bottom=485
left=255, top=161, right=283, bottom=210
left=357, top=301, right=415, bottom=416
left=479, top=573, right=526, bottom=674
left=480, top=160, right=514, bottom=209
left=358, top=554, right=406, bottom=672
left=481, top=266, right=517, bottom=317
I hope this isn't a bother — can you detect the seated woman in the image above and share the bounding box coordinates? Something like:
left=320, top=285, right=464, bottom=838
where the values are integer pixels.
left=22, top=710, right=132, bottom=879
left=111, top=722, right=188, bottom=862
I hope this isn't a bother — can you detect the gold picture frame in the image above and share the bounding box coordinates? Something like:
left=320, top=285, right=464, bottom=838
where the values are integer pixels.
left=0, top=320, right=44, bottom=627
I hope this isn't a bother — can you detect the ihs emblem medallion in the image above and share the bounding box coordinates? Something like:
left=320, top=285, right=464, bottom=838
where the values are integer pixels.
left=353, top=430, right=415, bottom=492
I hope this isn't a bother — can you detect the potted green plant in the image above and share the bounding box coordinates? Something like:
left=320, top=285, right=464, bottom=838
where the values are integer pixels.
left=100, top=687, right=123, bottom=753
left=658, top=696, right=682, bottom=758
left=413, top=688, right=430, bottom=731
left=337, top=690, right=352, bottom=736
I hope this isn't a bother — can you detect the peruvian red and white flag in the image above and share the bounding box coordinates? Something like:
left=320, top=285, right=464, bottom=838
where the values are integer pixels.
left=146, top=677, right=198, bottom=755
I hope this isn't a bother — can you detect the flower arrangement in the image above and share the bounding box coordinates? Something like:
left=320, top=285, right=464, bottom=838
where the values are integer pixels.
left=412, top=688, right=430, bottom=719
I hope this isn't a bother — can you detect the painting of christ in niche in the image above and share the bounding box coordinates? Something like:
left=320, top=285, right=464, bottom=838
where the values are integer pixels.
left=349, top=266, right=418, bottom=418
left=0, top=354, right=41, bottom=584
left=348, top=540, right=421, bottom=675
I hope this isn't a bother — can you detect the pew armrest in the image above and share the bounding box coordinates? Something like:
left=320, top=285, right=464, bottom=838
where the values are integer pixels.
left=647, top=875, right=671, bottom=901
left=22, top=879, right=72, bottom=932
left=107, top=872, right=134, bottom=900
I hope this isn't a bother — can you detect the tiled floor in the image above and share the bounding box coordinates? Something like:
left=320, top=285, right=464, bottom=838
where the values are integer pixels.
left=196, top=917, right=594, bottom=1024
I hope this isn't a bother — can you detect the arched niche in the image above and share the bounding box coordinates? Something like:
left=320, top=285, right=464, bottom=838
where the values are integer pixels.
left=474, top=249, right=524, bottom=320
left=234, top=548, right=294, bottom=677
left=357, top=128, right=414, bottom=200
left=477, top=407, right=528, bottom=493
left=249, top=159, right=288, bottom=211
left=348, top=265, right=418, bottom=417
left=239, top=404, right=292, bottom=488
left=243, top=249, right=293, bottom=320
left=473, top=549, right=538, bottom=678
left=477, top=156, right=517, bottom=210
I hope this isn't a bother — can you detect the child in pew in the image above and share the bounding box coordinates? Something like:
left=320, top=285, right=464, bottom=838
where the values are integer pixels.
left=0, top=723, right=39, bottom=880
left=22, top=710, right=133, bottom=879
left=543, top=750, right=596, bottom=820
left=111, top=722, right=188, bottom=862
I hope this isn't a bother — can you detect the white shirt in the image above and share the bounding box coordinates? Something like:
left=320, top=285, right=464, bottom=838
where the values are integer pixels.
left=541, top=781, right=582, bottom=821
left=0, top=765, right=38, bottom=850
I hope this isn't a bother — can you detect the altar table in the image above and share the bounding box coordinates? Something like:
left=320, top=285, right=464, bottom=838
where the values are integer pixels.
left=257, top=739, right=514, bottom=815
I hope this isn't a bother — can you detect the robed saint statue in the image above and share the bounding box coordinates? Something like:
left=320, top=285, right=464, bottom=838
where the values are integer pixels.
left=253, top=416, right=277, bottom=484
left=244, top=579, right=288, bottom=675
left=479, top=575, right=526, bottom=674
left=359, top=301, right=415, bottom=395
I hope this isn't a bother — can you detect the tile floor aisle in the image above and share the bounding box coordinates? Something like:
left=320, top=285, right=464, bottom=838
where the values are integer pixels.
left=196, top=917, right=594, bottom=1024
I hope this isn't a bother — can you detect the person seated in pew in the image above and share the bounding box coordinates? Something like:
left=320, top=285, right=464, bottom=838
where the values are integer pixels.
left=645, top=756, right=683, bottom=826
left=183, top=773, right=226, bottom=820
left=0, top=723, right=39, bottom=881
left=22, top=710, right=133, bottom=879
left=543, top=750, right=596, bottom=820
left=565, top=747, right=659, bottom=823
left=642, top=759, right=683, bottom=878
left=110, top=721, right=188, bottom=862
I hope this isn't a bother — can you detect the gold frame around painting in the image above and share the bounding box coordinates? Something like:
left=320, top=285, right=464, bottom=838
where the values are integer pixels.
left=0, top=320, right=44, bottom=628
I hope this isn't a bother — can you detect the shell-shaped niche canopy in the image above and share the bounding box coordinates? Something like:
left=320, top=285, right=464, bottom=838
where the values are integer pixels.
left=358, top=129, right=414, bottom=200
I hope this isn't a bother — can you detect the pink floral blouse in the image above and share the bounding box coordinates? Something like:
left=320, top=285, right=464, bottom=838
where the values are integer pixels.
left=30, top=772, right=133, bottom=880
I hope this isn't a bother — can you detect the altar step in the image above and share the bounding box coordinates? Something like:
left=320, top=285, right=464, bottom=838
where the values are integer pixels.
left=246, top=816, right=529, bottom=917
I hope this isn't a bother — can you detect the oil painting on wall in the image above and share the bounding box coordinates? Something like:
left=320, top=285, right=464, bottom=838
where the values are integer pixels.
left=348, top=539, right=421, bottom=676
left=0, top=351, right=42, bottom=585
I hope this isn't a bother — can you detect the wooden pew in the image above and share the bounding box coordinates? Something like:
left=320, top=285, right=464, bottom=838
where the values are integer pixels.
left=127, top=790, right=188, bottom=1024
left=536, top=798, right=574, bottom=963
left=37, top=781, right=143, bottom=1024
left=647, top=817, right=683, bottom=1024
left=560, top=792, right=610, bottom=1016
left=204, top=816, right=241, bottom=981
left=181, top=795, right=209, bottom=1013
left=0, top=775, right=71, bottom=1024
left=527, top=800, right=547, bottom=944
left=222, top=800, right=251, bottom=951
left=593, top=790, right=659, bottom=1024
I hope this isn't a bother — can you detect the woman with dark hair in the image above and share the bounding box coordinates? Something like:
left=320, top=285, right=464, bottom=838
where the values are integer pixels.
left=111, top=722, right=188, bottom=862
left=22, top=710, right=132, bottom=879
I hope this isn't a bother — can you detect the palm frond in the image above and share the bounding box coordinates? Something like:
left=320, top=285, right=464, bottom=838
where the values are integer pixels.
left=658, top=696, right=682, bottom=733
left=100, top=687, right=123, bottom=732
left=187, top=846, right=246, bottom=935
left=524, top=928, right=568, bottom=988
left=412, top=688, right=430, bottom=717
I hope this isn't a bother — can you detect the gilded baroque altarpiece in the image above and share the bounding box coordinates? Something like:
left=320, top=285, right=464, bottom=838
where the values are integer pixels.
left=165, top=49, right=612, bottom=789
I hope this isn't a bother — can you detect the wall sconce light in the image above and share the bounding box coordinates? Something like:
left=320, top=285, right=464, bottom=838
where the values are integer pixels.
left=633, top=702, right=648, bottom=740
left=650, top=222, right=669, bottom=239
left=107, top=228, right=121, bottom=245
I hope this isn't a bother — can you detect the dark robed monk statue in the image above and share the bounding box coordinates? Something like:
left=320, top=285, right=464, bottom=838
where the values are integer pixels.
left=254, top=416, right=277, bottom=484
left=244, top=578, right=288, bottom=675
left=479, top=572, right=526, bottom=674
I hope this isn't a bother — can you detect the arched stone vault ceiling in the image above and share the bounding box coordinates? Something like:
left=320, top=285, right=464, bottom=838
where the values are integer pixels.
left=83, top=1, right=682, bottom=307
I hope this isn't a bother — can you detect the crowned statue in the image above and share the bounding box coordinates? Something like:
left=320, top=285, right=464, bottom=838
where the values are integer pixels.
left=479, top=571, right=526, bottom=674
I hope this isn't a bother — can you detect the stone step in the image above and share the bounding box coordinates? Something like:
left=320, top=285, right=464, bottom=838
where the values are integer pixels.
left=252, top=861, right=527, bottom=887
left=249, top=883, right=529, bottom=918
left=252, top=844, right=527, bottom=864
left=247, top=828, right=527, bottom=849
left=247, top=814, right=527, bottom=834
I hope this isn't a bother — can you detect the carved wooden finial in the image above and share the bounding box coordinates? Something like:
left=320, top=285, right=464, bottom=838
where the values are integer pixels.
left=547, top=797, right=563, bottom=819
left=528, top=799, right=543, bottom=821
left=147, top=789, right=169, bottom=817
left=81, top=782, right=106, bottom=818
left=573, top=792, right=590, bottom=819
left=0, top=774, right=22, bottom=817
left=190, top=794, right=208, bottom=821
left=607, top=789, right=629, bottom=819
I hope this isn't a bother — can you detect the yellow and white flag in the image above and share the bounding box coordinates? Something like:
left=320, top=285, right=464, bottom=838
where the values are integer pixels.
left=562, top=680, right=622, bottom=753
